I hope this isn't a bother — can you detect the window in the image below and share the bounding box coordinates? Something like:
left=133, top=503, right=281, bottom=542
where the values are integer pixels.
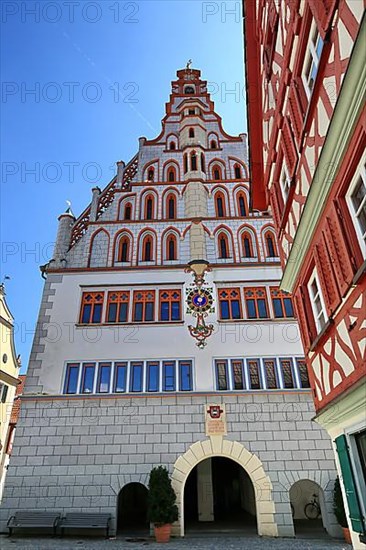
left=145, top=196, right=154, bottom=220
left=347, top=162, right=366, bottom=257
left=189, top=128, right=195, bottom=138
left=97, top=363, right=111, bottom=393
left=212, top=165, right=222, bottom=180
left=270, top=288, right=294, bottom=318
left=142, top=235, right=153, bottom=262
left=188, top=108, right=195, bottom=115
left=185, top=86, right=194, bottom=94
left=302, top=22, right=324, bottom=97
left=191, top=152, right=197, bottom=171
left=210, top=140, right=217, bottom=149
left=124, top=203, right=132, bottom=220
left=201, top=153, right=205, bottom=173
left=79, top=292, right=104, bottom=324
left=114, top=362, right=127, bottom=393
left=231, top=360, right=245, bottom=390
left=63, top=364, right=79, bottom=394
left=296, top=359, right=310, bottom=388
left=107, top=291, right=130, bottom=323
left=238, top=194, right=247, bottom=216
left=280, top=358, right=295, bottom=389
left=218, top=233, right=230, bottom=259
left=244, top=288, right=269, bottom=319
left=308, top=270, right=327, bottom=333
left=179, top=361, right=193, bottom=391
left=216, top=360, right=228, bottom=390
left=280, top=163, right=291, bottom=201
left=167, top=235, right=177, bottom=260
left=234, top=165, right=242, bottom=179
left=184, top=154, right=188, bottom=173
left=242, top=232, right=254, bottom=258
left=265, top=232, right=277, bottom=257
left=81, top=363, right=96, bottom=394
left=263, top=359, right=278, bottom=389
left=159, top=289, right=181, bottom=321
left=169, top=141, right=176, bottom=150
left=248, top=359, right=261, bottom=389
left=133, top=290, right=155, bottom=322
left=218, top=288, right=242, bottom=320
left=167, top=194, right=176, bottom=218
left=130, top=362, right=143, bottom=392
left=215, top=192, right=226, bottom=217
left=147, top=361, right=160, bottom=392
left=118, top=237, right=130, bottom=262
left=163, top=361, right=176, bottom=391
left=147, top=168, right=154, bottom=181
left=0, top=384, right=8, bottom=403
left=167, top=168, right=176, bottom=182
left=354, top=430, right=366, bottom=484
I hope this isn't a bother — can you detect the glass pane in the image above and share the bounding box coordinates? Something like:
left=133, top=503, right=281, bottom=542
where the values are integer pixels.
left=92, top=304, right=102, bottom=323
left=258, top=299, right=268, bottom=318
left=114, top=364, right=127, bottom=392
left=284, top=298, right=294, bottom=317
left=82, top=304, right=91, bottom=324
left=248, top=360, right=260, bottom=389
left=232, top=361, right=244, bottom=390
left=65, top=365, right=79, bottom=394
left=297, top=360, right=310, bottom=388
left=147, top=362, right=159, bottom=392
left=163, top=362, right=175, bottom=391
left=134, top=302, right=143, bottom=322
left=351, top=179, right=366, bottom=211
left=108, top=303, right=117, bottom=323
left=220, top=300, right=230, bottom=319
left=119, top=303, right=128, bottom=323
left=171, top=301, right=180, bottom=321
left=179, top=362, right=192, bottom=391
left=98, top=364, right=111, bottom=393
left=273, top=298, right=284, bottom=318
left=247, top=299, right=256, bottom=319
left=145, top=302, right=154, bottom=321
left=282, top=360, right=294, bottom=388
left=131, top=363, right=143, bottom=392
left=264, top=360, right=277, bottom=389
left=160, top=302, right=169, bottom=321
left=231, top=300, right=241, bottom=319
left=216, top=361, right=228, bottom=390
left=355, top=431, right=366, bottom=484
left=81, top=365, right=95, bottom=393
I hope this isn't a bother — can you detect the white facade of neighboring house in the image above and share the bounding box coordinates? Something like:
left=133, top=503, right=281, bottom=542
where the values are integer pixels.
left=0, top=68, right=340, bottom=539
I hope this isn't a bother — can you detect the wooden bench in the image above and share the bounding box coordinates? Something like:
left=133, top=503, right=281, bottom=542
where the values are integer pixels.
left=59, top=513, right=112, bottom=538
left=7, top=511, right=61, bottom=536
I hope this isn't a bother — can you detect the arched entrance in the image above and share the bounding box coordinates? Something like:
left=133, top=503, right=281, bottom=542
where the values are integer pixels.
left=289, top=479, right=327, bottom=537
left=172, top=438, right=278, bottom=537
left=117, top=482, right=149, bottom=533
left=184, top=456, right=256, bottom=533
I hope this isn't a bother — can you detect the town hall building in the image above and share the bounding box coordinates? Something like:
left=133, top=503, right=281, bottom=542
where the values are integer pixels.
left=1, top=67, right=340, bottom=539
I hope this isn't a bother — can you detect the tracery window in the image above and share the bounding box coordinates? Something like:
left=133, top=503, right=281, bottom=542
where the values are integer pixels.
left=79, top=292, right=104, bottom=324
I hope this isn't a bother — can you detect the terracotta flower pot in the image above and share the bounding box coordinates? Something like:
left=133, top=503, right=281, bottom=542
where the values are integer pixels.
left=154, top=523, right=172, bottom=543
left=342, top=527, right=352, bottom=544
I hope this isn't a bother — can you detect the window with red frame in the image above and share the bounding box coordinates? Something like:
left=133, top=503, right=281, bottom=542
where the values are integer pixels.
left=145, top=196, right=154, bottom=220
left=215, top=192, right=226, bottom=217
left=234, top=164, right=242, bottom=179
left=118, top=236, right=130, bottom=262
left=242, top=232, right=254, bottom=258
left=79, top=292, right=104, bottom=324
left=147, top=168, right=154, bottom=181
left=133, top=290, right=155, bottom=322
left=191, top=151, right=197, bottom=171
left=212, top=165, right=222, bottom=180
left=218, top=288, right=242, bottom=320
left=142, top=235, right=153, bottom=262
left=218, top=233, right=230, bottom=259
left=167, top=194, right=176, bottom=219
left=265, top=232, right=277, bottom=257
left=167, top=235, right=177, bottom=260
left=270, top=288, right=294, bottom=318
left=237, top=193, right=247, bottom=216
left=244, top=288, right=269, bottom=319
left=159, top=290, right=181, bottom=321
left=107, top=291, right=130, bottom=323
left=124, top=203, right=132, bottom=220
left=167, top=168, right=176, bottom=182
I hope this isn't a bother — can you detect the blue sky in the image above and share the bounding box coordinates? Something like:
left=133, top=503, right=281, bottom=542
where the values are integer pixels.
left=1, top=1, right=246, bottom=373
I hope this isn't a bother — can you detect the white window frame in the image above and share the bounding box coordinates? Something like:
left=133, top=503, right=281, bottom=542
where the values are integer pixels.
left=302, top=20, right=324, bottom=98
left=280, top=162, right=291, bottom=202
left=308, top=269, right=328, bottom=334
left=346, top=156, right=366, bottom=259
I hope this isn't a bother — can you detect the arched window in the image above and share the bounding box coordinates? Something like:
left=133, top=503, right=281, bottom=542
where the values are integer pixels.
left=189, top=128, right=195, bottom=138
left=238, top=194, right=247, bottom=217
left=234, top=165, right=242, bottom=179
left=184, top=154, right=188, bottom=174
left=142, top=236, right=153, bottom=262
left=169, top=141, right=176, bottom=150
left=212, top=165, right=222, bottom=181
left=167, top=194, right=176, bottom=219
left=118, top=237, right=130, bottom=262
left=185, top=86, right=194, bottom=94
left=242, top=232, right=253, bottom=258
left=210, top=140, right=217, bottom=149
left=145, top=196, right=154, bottom=220
left=191, top=152, right=197, bottom=171
left=124, top=203, right=132, bottom=220
left=265, top=233, right=277, bottom=257
left=218, top=233, right=229, bottom=259
left=167, top=235, right=177, bottom=260
left=147, top=168, right=154, bottom=181
left=167, top=167, right=176, bottom=182
left=201, top=153, right=205, bottom=173
left=215, top=192, right=226, bottom=218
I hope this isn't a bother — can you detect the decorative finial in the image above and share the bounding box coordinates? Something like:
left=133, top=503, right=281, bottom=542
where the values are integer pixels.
left=186, top=59, right=192, bottom=70
left=65, top=200, right=75, bottom=217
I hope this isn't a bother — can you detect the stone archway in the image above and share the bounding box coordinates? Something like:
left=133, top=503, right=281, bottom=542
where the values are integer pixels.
left=171, top=437, right=278, bottom=537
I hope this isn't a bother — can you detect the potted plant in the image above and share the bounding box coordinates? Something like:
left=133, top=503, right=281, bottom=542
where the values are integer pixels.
left=148, top=466, right=178, bottom=543
left=333, top=476, right=351, bottom=544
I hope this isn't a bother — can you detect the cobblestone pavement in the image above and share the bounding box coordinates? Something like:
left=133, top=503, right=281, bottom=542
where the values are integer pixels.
left=0, top=535, right=350, bottom=550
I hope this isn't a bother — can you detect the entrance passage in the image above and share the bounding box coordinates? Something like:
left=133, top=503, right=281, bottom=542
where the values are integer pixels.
left=290, top=479, right=328, bottom=538
left=117, top=482, right=149, bottom=533
left=184, top=457, right=257, bottom=533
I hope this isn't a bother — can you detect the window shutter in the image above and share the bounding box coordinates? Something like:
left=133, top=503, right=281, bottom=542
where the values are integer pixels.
left=308, top=0, right=338, bottom=38
left=281, top=118, right=297, bottom=177
left=287, top=81, right=305, bottom=147
left=270, top=185, right=281, bottom=228
left=324, top=206, right=356, bottom=296
left=294, top=289, right=314, bottom=351
left=314, top=235, right=341, bottom=314
left=263, top=0, right=279, bottom=78
left=335, top=435, right=364, bottom=533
